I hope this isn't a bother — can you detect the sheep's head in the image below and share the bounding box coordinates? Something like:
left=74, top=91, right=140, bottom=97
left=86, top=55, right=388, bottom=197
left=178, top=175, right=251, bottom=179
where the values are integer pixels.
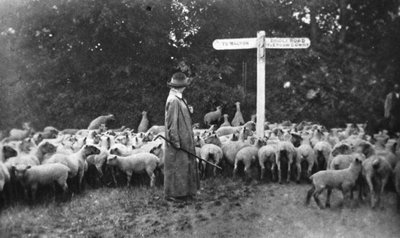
left=12, top=164, right=31, bottom=180
left=38, top=142, right=57, bottom=155
left=107, top=155, right=118, bottom=165
left=109, top=147, right=122, bottom=156
left=84, top=145, right=100, bottom=157
left=19, top=138, right=35, bottom=153
left=354, top=142, right=374, bottom=158
left=2, top=145, right=17, bottom=160
left=331, top=143, right=352, bottom=157
left=150, top=144, right=163, bottom=157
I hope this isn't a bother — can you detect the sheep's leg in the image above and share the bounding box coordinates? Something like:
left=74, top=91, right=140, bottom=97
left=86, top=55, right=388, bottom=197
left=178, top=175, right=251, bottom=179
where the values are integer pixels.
left=146, top=168, right=156, bottom=188
left=325, top=188, right=332, bottom=208
left=271, top=163, right=276, bottom=182
left=233, top=162, right=239, bottom=181
left=126, top=171, right=133, bottom=187
left=260, top=162, right=266, bottom=181
left=287, top=156, right=293, bottom=183
left=378, top=175, right=389, bottom=208
left=296, top=160, right=302, bottom=183
left=305, top=185, right=315, bottom=205
left=307, top=159, right=314, bottom=179
left=31, top=184, right=38, bottom=204
left=365, top=175, right=375, bottom=208
left=276, top=157, right=282, bottom=184
left=313, top=187, right=324, bottom=209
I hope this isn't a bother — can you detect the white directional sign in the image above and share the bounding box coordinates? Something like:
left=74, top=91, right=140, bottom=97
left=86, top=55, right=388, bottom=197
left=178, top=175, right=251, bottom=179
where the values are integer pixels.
left=212, top=38, right=257, bottom=50
left=213, top=37, right=310, bottom=50
left=212, top=33, right=311, bottom=137
left=264, top=38, right=310, bottom=49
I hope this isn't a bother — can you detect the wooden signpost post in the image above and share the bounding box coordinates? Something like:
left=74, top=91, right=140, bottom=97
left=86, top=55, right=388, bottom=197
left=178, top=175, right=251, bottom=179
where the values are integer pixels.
left=213, top=31, right=310, bottom=137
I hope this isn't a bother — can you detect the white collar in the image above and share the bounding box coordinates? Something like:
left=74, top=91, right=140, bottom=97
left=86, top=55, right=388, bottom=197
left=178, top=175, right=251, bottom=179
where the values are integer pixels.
left=169, top=88, right=183, bottom=99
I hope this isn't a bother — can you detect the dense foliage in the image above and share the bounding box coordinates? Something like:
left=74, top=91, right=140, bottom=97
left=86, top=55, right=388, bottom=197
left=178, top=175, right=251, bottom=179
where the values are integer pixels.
left=0, top=0, right=399, bottom=132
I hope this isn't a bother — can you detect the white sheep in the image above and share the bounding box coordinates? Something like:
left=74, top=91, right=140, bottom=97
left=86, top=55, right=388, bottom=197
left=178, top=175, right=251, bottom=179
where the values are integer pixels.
left=361, top=155, right=392, bottom=209
left=199, top=141, right=223, bottom=179
left=220, top=114, right=231, bottom=127
left=313, top=141, right=332, bottom=171
left=147, top=125, right=165, bottom=135
left=305, top=158, right=363, bottom=209
left=12, top=163, right=70, bottom=202
left=106, top=153, right=159, bottom=187
left=231, top=102, right=245, bottom=126
left=330, top=153, right=366, bottom=170
left=2, top=122, right=34, bottom=143
left=203, top=106, right=222, bottom=126
left=87, top=114, right=115, bottom=130
left=221, top=127, right=251, bottom=166
left=233, top=139, right=265, bottom=181
left=138, top=111, right=149, bottom=133
left=258, top=142, right=278, bottom=182
left=276, top=140, right=297, bottom=184
left=295, top=134, right=316, bottom=183
left=44, top=145, right=100, bottom=192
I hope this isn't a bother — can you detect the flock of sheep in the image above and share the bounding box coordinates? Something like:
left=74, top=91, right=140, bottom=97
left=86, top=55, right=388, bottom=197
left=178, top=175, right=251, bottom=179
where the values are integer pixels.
left=1, top=102, right=400, bottom=213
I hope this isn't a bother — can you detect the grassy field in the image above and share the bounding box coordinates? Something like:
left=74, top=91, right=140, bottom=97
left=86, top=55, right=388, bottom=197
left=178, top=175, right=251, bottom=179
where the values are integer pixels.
left=1, top=177, right=400, bottom=238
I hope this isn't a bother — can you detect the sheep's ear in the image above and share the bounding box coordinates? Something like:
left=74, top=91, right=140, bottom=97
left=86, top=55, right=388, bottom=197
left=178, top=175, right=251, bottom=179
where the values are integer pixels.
left=83, top=137, right=87, bottom=144
left=26, top=165, right=31, bottom=169
left=132, top=145, right=136, bottom=150
left=157, top=144, right=162, bottom=149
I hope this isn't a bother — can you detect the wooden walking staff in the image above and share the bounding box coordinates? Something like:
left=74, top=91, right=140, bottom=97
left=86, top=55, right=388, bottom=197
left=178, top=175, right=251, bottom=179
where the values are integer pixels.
left=213, top=32, right=310, bottom=137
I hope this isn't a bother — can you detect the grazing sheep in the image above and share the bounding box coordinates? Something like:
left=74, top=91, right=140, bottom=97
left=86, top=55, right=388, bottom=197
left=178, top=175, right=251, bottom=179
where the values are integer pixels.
left=138, top=111, right=149, bottom=133
left=361, top=155, right=392, bottom=209
left=204, top=106, right=222, bottom=126
left=258, top=143, right=278, bottom=181
left=231, top=102, right=245, bottom=126
left=220, top=114, right=231, bottom=127
left=44, top=145, right=100, bottom=192
left=12, top=163, right=70, bottom=202
left=87, top=114, right=115, bottom=130
left=305, top=158, right=363, bottom=209
left=106, top=153, right=159, bottom=187
left=393, top=161, right=400, bottom=211
left=276, top=141, right=297, bottom=184
left=233, top=139, right=265, bottom=181
left=314, top=141, right=332, bottom=171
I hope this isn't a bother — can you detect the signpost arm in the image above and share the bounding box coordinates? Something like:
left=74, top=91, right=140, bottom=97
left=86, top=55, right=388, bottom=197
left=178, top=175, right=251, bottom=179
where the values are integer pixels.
left=256, top=31, right=266, bottom=138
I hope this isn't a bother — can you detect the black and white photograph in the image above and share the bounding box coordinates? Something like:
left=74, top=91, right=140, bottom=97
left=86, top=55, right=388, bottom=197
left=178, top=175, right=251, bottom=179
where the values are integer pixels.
left=0, top=0, right=400, bottom=237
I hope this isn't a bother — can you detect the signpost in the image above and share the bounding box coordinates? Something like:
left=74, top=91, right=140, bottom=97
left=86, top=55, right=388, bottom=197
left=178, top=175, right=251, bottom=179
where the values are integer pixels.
left=213, top=32, right=310, bottom=137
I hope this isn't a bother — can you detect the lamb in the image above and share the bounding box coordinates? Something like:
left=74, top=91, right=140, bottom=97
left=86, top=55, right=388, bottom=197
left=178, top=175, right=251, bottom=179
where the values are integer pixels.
left=12, top=163, right=70, bottom=202
left=305, top=158, right=363, bottom=209
left=233, top=139, right=265, bottom=181
left=231, top=102, right=245, bottom=126
left=106, top=153, right=159, bottom=187
left=138, top=111, right=149, bottom=133
left=276, top=140, right=297, bottom=184
left=220, top=114, right=231, bottom=127
left=43, top=145, right=100, bottom=192
left=361, top=155, right=392, bottom=209
left=204, top=106, right=222, bottom=126
left=87, top=114, right=115, bottom=130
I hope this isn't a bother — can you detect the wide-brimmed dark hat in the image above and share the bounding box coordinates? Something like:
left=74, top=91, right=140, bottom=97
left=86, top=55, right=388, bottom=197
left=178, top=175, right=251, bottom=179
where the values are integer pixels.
left=167, top=72, right=191, bottom=88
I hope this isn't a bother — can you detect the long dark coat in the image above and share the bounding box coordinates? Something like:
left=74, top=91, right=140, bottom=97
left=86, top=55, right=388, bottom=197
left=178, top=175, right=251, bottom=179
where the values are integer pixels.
left=164, top=89, right=199, bottom=198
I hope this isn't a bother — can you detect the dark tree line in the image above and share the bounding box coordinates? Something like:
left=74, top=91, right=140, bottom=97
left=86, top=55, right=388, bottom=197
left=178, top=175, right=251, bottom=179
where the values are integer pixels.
left=0, top=0, right=399, bottom=132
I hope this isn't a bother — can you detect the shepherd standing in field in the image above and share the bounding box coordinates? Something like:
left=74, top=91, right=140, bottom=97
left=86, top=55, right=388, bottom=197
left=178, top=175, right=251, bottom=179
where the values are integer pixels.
left=384, top=83, right=400, bottom=136
left=164, top=72, right=199, bottom=202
